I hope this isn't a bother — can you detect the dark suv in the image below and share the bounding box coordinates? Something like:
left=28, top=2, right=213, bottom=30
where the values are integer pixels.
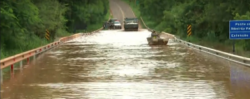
left=123, top=17, right=139, bottom=31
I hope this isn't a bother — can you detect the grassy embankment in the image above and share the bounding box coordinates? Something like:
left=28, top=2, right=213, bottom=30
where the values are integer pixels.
left=122, top=0, right=250, bottom=57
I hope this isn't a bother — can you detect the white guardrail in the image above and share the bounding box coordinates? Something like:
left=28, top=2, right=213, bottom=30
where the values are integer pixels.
left=140, top=17, right=250, bottom=67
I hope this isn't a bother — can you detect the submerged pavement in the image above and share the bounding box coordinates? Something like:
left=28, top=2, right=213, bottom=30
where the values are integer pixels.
left=1, top=29, right=250, bottom=99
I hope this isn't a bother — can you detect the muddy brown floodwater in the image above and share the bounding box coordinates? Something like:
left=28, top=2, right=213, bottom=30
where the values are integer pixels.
left=1, top=29, right=250, bottom=99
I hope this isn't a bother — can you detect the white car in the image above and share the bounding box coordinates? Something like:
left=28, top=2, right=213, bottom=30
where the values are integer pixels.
left=114, top=21, right=122, bottom=29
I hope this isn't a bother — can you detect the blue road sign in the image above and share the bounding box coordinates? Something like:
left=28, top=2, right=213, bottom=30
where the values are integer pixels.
left=229, top=20, right=250, bottom=39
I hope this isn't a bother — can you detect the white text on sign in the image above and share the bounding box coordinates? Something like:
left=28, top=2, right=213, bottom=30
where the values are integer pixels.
left=234, top=23, right=250, bottom=26
left=231, top=34, right=249, bottom=38
left=231, top=27, right=250, bottom=31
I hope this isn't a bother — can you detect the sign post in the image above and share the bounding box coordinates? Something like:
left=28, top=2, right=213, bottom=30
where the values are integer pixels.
left=232, top=40, right=235, bottom=54
left=45, top=29, right=50, bottom=41
left=187, top=24, right=192, bottom=42
left=229, top=20, right=250, bottom=54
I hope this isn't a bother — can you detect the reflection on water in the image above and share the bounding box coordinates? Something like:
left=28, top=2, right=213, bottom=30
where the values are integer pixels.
left=28, top=80, right=218, bottom=99
left=230, top=65, right=250, bottom=98
left=1, top=30, right=250, bottom=99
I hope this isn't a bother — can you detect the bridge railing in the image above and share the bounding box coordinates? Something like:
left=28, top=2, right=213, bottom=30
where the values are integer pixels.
left=139, top=17, right=250, bottom=67
left=0, top=13, right=111, bottom=84
left=0, top=27, right=105, bottom=70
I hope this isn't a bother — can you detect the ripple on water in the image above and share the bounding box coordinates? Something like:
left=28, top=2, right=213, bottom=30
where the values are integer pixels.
left=47, top=50, right=65, bottom=56
left=28, top=80, right=225, bottom=99
left=66, top=54, right=170, bottom=61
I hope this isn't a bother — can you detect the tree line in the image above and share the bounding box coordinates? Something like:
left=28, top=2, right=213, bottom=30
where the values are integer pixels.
left=138, top=0, right=250, bottom=52
left=0, top=0, right=109, bottom=59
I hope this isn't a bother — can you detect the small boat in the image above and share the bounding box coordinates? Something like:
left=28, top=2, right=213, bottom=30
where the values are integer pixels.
left=147, top=32, right=168, bottom=45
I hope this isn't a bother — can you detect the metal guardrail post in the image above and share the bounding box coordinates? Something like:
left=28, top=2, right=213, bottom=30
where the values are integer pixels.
left=233, top=40, right=235, bottom=54
left=0, top=69, right=2, bottom=84
left=33, top=52, right=36, bottom=60
left=20, top=60, right=23, bottom=70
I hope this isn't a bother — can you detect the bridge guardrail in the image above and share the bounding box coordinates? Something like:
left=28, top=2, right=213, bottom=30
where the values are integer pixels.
left=0, top=29, right=101, bottom=70
left=0, top=12, right=111, bottom=83
left=139, top=17, right=250, bottom=67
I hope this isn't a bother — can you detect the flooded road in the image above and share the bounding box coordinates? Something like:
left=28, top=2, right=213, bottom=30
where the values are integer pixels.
left=1, top=29, right=250, bottom=99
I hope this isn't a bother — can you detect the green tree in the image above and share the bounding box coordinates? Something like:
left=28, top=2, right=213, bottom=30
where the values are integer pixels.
left=138, top=0, right=250, bottom=52
left=0, top=0, right=110, bottom=59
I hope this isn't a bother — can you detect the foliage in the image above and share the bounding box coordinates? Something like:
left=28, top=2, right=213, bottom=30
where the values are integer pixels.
left=0, top=0, right=109, bottom=59
left=58, top=0, right=109, bottom=33
left=125, top=0, right=250, bottom=56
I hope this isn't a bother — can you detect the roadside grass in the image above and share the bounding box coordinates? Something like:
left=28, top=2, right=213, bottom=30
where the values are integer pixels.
left=1, top=35, right=51, bottom=76
left=122, top=0, right=140, bottom=17
left=122, top=0, right=250, bottom=57
left=56, top=28, right=72, bottom=37
left=1, top=28, right=73, bottom=60
left=1, top=35, right=50, bottom=59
